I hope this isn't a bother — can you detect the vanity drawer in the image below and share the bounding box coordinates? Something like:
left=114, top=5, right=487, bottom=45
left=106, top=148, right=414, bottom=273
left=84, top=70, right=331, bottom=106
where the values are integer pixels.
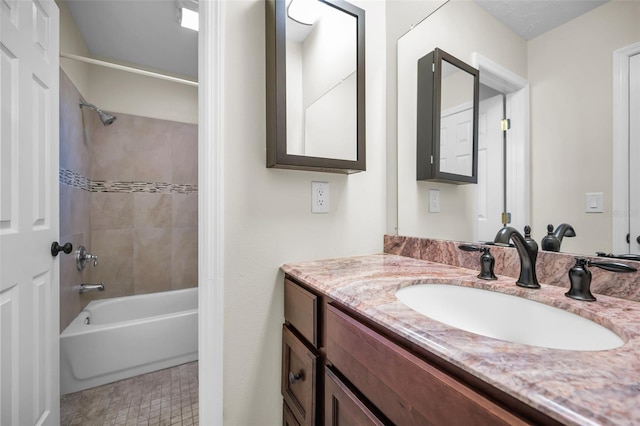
left=326, top=304, right=526, bottom=426
left=324, top=367, right=386, bottom=426
left=285, top=278, right=319, bottom=347
left=282, top=324, right=318, bottom=426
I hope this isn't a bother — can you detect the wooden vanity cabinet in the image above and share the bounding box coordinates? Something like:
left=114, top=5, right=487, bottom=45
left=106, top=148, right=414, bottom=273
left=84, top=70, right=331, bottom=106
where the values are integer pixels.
left=283, top=278, right=323, bottom=425
left=283, top=275, right=558, bottom=426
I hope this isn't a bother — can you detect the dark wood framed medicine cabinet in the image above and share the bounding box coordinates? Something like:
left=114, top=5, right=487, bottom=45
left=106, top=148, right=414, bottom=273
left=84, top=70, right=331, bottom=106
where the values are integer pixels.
left=265, top=0, right=366, bottom=174
left=417, top=48, right=479, bottom=184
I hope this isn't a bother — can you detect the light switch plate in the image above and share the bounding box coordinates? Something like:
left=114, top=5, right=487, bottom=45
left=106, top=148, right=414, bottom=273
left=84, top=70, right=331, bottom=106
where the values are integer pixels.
left=585, top=192, right=604, bottom=213
left=312, top=181, right=329, bottom=213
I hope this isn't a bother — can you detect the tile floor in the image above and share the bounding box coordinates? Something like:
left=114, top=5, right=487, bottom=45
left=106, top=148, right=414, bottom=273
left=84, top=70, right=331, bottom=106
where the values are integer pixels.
left=60, top=361, right=198, bottom=426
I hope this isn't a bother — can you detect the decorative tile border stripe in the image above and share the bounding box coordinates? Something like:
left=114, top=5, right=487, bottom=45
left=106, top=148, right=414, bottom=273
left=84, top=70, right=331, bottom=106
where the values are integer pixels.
left=59, top=168, right=198, bottom=194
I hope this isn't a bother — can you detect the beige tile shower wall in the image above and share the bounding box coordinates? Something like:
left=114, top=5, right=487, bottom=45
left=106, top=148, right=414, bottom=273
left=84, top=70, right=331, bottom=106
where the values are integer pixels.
left=59, top=70, right=92, bottom=332
left=88, top=114, right=198, bottom=297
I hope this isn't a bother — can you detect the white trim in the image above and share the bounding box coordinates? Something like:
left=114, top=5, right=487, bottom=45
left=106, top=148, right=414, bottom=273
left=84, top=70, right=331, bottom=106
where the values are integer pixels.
left=612, top=42, right=640, bottom=254
left=198, top=0, right=224, bottom=424
left=471, top=53, right=530, bottom=239
left=60, top=52, right=199, bottom=87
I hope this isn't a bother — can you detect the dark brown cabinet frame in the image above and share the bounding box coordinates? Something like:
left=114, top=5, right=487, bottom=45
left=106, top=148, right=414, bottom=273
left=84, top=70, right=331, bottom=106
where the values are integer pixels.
left=417, top=48, right=479, bottom=183
left=266, top=0, right=366, bottom=174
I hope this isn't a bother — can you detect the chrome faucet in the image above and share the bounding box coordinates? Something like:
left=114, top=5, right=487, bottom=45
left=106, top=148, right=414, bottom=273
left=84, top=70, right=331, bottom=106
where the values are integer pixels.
left=79, top=283, right=105, bottom=293
left=494, top=226, right=540, bottom=289
left=76, top=245, right=98, bottom=271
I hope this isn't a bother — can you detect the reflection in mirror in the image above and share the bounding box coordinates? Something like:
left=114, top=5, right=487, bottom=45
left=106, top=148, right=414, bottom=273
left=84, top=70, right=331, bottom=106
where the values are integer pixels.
left=286, top=1, right=357, bottom=161
left=397, top=0, right=640, bottom=256
left=265, top=0, right=366, bottom=174
left=416, top=48, right=479, bottom=184
left=439, top=58, right=476, bottom=177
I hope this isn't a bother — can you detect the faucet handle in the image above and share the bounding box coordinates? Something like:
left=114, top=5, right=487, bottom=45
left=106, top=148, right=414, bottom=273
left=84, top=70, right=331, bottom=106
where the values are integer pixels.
left=588, top=260, right=637, bottom=273
left=458, top=245, right=498, bottom=280
left=566, top=258, right=637, bottom=301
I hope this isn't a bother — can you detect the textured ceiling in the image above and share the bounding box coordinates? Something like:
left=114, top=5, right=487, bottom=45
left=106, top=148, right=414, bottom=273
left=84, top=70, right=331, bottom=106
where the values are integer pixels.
left=474, top=0, right=609, bottom=40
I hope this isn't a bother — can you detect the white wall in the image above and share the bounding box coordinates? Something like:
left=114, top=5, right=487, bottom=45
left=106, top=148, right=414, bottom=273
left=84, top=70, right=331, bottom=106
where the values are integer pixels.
left=528, top=0, right=640, bottom=254
left=57, top=0, right=197, bottom=125
left=396, top=0, right=527, bottom=239
left=222, top=0, right=386, bottom=423
left=385, top=0, right=447, bottom=235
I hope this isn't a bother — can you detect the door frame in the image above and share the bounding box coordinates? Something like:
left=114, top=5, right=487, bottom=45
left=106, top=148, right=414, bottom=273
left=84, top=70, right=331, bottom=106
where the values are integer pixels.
left=612, top=42, right=640, bottom=254
left=471, top=53, right=530, bottom=240
left=198, top=1, right=224, bottom=424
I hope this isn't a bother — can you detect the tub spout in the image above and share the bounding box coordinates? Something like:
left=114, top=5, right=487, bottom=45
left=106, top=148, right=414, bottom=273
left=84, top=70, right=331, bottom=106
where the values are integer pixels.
left=494, top=226, right=540, bottom=289
left=79, top=283, right=105, bottom=293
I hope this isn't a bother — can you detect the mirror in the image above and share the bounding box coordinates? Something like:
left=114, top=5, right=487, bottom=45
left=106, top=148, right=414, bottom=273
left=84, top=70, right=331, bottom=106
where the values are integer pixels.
left=397, top=0, right=640, bottom=256
left=266, top=0, right=366, bottom=173
left=417, top=48, right=479, bottom=183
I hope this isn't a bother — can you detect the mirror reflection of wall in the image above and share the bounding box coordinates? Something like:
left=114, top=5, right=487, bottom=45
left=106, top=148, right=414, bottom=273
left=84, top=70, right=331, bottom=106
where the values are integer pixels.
left=285, top=0, right=357, bottom=161
left=397, top=0, right=640, bottom=256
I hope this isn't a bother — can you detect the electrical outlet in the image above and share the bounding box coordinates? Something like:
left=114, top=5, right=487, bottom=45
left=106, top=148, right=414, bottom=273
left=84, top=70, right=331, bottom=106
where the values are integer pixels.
left=312, top=181, right=329, bottom=213
left=429, top=189, right=440, bottom=213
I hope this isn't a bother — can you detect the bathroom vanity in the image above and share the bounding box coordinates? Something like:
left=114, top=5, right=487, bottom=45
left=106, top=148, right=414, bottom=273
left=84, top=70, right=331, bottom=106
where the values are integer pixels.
left=281, top=251, right=640, bottom=425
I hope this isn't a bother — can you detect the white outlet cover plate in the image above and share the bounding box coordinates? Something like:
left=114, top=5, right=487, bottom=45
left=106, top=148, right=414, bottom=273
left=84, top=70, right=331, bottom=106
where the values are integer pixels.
left=312, top=181, right=329, bottom=213
left=429, top=189, right=440, bottom=213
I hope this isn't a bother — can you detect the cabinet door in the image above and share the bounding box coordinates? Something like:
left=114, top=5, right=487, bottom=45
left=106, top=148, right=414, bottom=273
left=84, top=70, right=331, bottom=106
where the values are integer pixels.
left=284, top=402, right=302, bottom=426
left=326, top=304, right=526, bottom=425
left=282, top=325, right=317, bottom=426
left=325, top=368, right=386, bottom=426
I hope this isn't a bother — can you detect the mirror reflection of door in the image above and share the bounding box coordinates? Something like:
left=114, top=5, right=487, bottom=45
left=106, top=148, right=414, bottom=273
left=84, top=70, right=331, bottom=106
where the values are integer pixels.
left=476, top=90, right=504, bottom=242
left=285, top=0, right=358, bottom=161
left=439, top=60, right=475, bottom=176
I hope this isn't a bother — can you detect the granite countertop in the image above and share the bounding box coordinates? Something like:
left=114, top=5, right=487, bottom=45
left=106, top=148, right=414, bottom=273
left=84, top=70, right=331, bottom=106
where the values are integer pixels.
left=281, top=253, right=640, bottom=426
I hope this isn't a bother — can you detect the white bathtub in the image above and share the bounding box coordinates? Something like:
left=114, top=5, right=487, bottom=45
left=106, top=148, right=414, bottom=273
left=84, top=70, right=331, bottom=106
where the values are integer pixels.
left=60, top=287, right=198, bottom=395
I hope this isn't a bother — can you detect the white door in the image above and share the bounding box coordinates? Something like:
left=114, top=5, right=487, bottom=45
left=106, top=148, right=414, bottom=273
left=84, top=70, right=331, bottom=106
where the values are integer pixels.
left=475, top=94, right=503, bottom=242
left=439, top=104, right=474, bottom=176
left=1, top=0, right=60, bottom=425
left=629, top=53, right=640, bottom=254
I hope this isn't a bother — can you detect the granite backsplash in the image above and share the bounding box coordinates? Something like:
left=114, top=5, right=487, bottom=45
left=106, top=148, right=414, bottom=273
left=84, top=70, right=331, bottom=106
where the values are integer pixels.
left=384, top=235, right=640, bottom=303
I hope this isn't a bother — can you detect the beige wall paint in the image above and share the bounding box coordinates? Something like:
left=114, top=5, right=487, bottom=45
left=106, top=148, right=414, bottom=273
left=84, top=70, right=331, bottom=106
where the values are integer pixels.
left=397, top=0, right=527, bottom=240
left=528, top=0, right=640, bottom=255
left=385, top=0, right=448, bottom=235
left=222, top=0, right=387, bottom=423
left=57, top=0, right=90, bottom=97
left=57, top=0, right=197, bottom=125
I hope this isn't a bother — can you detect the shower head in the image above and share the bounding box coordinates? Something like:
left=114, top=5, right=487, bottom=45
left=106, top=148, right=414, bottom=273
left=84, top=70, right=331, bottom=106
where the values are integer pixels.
left=79, top=101, right=116, bottom=126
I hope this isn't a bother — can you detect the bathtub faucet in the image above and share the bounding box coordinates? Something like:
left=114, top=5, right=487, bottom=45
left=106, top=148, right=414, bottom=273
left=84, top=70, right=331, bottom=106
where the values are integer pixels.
left=79, top=283, right=105, bottom=293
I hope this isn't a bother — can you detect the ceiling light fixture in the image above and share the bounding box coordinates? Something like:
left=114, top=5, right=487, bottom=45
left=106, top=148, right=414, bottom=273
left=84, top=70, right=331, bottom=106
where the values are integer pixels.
left=287, top=0, right=322, bottom=26
left=179, top=7, right=199, bottom=31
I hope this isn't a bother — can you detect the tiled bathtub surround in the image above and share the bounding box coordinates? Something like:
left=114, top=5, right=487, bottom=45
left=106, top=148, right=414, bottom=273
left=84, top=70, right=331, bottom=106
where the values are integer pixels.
left=59, top=69, right=198, bottom=331
left=384, top=234, right=640, bottom=303
left=59, top=169, right=198, bottom=194
left=281, top=254, right=640, bottom=425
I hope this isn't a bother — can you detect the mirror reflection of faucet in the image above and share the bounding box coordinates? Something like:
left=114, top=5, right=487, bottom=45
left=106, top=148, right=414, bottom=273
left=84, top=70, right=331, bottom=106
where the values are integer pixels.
left=79, top=282, right=105, bottom=293
left=76, top=245, right=98, bottom=271
left=541, top=223, right=576, bottom=252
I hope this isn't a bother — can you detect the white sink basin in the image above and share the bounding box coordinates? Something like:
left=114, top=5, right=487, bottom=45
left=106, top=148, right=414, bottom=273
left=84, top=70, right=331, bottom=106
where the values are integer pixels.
left=395, top=284, right=624, bottom=351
